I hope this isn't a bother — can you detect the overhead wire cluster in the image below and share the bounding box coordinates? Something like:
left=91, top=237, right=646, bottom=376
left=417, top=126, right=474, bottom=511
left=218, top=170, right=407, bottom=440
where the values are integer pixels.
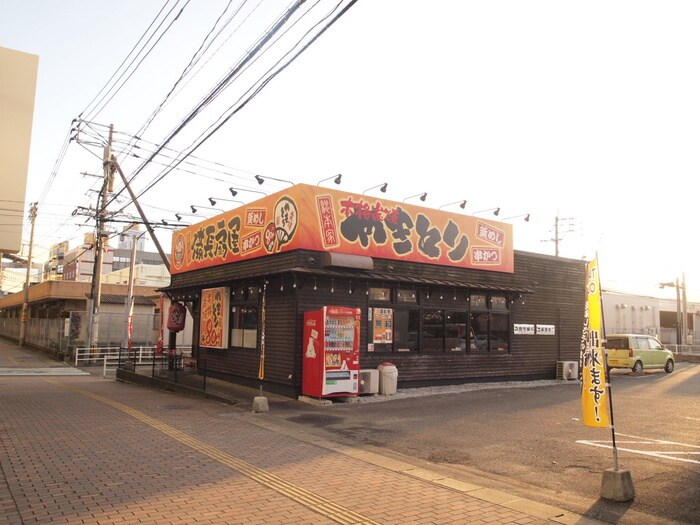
left=29, top=0, right=193, bottom=248
left=25, top=0, right=360, bottom=258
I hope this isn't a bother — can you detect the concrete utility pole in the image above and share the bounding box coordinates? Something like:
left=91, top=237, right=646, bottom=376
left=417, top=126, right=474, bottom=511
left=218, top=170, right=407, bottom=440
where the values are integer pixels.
left=121, top=226, right=147, bottom=356
left=548, top=212, right=574, bottom=257
left=675, top=278, right=682, bottom=345
left=87, top=124, right=114, bottom=348
left=659, top=278, right=684, bottom=345
left=681, top=273, right=688, bottom=345
left=113, top=161, right=170, bottom=272
left=19, top=202, right=37, bottom=346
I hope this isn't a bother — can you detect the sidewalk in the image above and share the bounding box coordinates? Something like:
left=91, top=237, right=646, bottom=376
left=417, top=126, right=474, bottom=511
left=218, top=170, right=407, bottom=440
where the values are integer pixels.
left=0, top=338, right=610, bottom=524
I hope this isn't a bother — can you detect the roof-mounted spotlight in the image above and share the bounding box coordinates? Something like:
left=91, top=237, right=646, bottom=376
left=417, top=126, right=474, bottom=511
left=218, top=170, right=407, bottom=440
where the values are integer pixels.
left=439, top=200, right=467, bottom=210
left=209, top=197, right=244, bottom=207
left=503, top=213, right=530, bottom=222
left=190, top=204, right=223, bottom=215
left=254, top=174, right=293, bottom=186
left=317, top=173, right=342, bottom=186
left=362, top=182, right=388, bottom=194
left=473, top=207, right=500, bottom=216
left=403, top=192, right=427, bottom=203
left=229, top=186, right=267, bottom=198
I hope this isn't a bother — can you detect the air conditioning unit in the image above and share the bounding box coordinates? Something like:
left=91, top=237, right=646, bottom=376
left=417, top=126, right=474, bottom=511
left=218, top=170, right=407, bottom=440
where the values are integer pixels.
left=557, top=361, right=579, bottom=380
left=359, top=369, right=379, bottom=394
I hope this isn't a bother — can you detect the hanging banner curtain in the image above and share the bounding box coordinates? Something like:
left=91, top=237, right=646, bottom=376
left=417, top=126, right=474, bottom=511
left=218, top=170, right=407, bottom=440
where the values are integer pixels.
left=581, top=258, right=610, bottom=428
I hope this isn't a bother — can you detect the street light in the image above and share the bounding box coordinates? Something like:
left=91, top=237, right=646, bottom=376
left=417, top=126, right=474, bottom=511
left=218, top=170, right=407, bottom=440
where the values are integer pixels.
left=503, top=213, right=530, bottom=222
left=473, top=207, right=500, bottom=216
left=438, top=200, right=467, bottom=210
left=403, top=192, right=427, bottom=203
left=209, top=197, right=244, bottom=207
left=362, top=182, right=388, bottom=194
left=230, top=186, right=267, bottom=197
left=317, top=173, right=342, bottom=186
left=255, top=174, right=294, bottom=186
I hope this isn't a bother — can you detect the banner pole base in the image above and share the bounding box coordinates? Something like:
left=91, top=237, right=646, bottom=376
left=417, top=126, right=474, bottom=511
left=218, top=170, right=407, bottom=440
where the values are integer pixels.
left=601, top=468, right=635, bottom=502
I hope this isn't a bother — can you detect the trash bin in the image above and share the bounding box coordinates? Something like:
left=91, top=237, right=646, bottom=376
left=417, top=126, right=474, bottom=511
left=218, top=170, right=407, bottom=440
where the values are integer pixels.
left=378, top=362, right=398, bottom=395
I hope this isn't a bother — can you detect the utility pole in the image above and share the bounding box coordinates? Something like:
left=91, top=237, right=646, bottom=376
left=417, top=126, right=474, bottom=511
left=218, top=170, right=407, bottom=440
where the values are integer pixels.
left=121, top=226, right=146, bottom=359
left=113, top=161, right=170, bottom=272
left=87, top=124, right=114, bottom=348
left=547, top=212, right=574, bottom=257
left=19, top=202, right=37, bottom=347
left=681, top=273, right=688, bottom=345
left=659, top=278, right=684, bottom=345
left=675, top=278, right=682, bottom=345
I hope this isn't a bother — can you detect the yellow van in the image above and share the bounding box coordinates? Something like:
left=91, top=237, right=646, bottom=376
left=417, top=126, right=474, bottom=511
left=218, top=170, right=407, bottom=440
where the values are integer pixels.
left=605, top=334, right=674, bottom=373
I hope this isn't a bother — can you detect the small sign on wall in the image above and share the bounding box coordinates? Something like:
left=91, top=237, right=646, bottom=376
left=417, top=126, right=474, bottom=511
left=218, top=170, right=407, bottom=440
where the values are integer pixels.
left=514, top=324, right=535, bottom=335
left=536, top=324, right=556, bottom=336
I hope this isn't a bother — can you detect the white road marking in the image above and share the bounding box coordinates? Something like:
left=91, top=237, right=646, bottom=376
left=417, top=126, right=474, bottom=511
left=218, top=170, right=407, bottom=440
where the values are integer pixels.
left=0, top=367, right=89, bottom=376
left=576, top=433, right=700, bottom=465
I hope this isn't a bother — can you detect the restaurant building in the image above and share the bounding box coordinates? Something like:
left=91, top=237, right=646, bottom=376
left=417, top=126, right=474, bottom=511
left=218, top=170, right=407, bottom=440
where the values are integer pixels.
left=164, top=184, right=585, bottom=397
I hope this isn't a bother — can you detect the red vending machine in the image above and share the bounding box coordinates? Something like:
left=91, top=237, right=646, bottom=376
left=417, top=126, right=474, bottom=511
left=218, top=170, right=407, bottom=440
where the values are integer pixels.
left=302, top=306, right=361, bottom=398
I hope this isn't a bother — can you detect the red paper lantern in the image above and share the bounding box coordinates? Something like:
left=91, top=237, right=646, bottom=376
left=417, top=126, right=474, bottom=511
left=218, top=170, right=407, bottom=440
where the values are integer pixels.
left=167, top=303, right=187, bottom=332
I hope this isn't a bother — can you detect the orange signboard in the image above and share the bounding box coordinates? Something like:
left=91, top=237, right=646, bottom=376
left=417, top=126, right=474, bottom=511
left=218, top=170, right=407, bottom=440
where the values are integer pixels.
left=199, top=287, right=228, bottom=349
left=171, top=184, right=514, bottom=274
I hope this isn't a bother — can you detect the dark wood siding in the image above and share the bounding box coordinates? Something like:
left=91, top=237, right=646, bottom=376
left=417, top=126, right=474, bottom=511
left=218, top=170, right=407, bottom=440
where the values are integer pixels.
left=167, top=249, right=585, bottom=395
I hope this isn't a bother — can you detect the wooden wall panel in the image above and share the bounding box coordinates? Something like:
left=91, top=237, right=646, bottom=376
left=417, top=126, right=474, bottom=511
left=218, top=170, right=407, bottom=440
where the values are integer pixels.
left=168, top=249, right=586, bottom=395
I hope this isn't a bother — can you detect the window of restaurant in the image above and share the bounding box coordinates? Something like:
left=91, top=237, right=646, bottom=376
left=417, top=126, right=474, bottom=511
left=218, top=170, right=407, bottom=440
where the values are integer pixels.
left=368, top=287, right=420, bottom=353
left=422, top=309, right=445, bottom=352
left=469, top=293, right=510, bottom=353
left=366, top=287, right=510, bottom=354
left=229, top=285, right=259, bottom=349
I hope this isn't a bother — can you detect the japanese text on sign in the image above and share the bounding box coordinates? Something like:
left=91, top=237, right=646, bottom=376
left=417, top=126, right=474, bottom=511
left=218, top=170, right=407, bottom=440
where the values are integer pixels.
left=338, top=197, right=469, bottom=262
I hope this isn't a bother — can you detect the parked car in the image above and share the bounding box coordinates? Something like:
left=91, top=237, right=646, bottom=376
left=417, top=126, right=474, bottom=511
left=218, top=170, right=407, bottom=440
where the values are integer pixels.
left=605, top=334, right=674, bottom=373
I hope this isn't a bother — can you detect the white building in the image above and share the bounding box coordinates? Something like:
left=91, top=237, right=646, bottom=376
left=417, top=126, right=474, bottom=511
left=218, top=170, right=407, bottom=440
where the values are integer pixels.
left=602, top=289, right=699, bottom=345
left=103, top=263, right=170, bottom=287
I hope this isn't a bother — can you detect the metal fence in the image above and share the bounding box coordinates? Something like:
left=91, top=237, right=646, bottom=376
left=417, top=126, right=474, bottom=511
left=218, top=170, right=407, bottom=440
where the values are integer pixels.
left=0, top=311, right=158, bottom=358
left=74, top=344, right=191, bottom=366
left=74, top=344, right=193, bottom=377
left=668, top=344, right=700, bottom=355
left=105, top=345, right=209, bottom=393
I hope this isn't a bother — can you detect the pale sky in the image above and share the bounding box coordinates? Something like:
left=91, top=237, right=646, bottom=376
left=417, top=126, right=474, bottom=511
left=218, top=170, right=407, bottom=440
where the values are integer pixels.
left=2, top=1, right=699, bottom=300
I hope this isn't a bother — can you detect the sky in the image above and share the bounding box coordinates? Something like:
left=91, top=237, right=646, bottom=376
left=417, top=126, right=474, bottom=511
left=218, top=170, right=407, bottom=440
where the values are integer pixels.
left=2, top=0, right=700, bottom=301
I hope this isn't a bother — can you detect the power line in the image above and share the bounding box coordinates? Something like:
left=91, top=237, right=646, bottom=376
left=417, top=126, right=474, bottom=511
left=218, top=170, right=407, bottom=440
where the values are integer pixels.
left=81, top=0, right=190, bottom=121
left=80, top=0, right=174, bottom=118
left=108, top=0, right=313, bottom=206
left=135, top=0, right=358, bottom=200
left=131, top=0, right=244, bottom=144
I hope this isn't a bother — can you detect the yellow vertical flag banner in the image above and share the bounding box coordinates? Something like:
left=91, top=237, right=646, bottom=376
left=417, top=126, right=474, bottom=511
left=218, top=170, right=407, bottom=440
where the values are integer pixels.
left=581, top=258, right=611, bottom=428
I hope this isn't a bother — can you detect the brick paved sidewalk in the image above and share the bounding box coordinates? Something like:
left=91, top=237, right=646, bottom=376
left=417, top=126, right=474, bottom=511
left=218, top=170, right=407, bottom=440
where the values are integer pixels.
left=0, top=339, right=606, bottom=524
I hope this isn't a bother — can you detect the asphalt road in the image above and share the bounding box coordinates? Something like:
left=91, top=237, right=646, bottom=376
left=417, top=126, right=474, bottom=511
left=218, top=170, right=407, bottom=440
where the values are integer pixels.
left=278, top=363, right=700, bottom=524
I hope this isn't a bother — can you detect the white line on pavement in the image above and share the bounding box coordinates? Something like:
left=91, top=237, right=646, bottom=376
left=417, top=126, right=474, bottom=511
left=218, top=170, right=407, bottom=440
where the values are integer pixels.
left=576, top=433, right=700, bottom=465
